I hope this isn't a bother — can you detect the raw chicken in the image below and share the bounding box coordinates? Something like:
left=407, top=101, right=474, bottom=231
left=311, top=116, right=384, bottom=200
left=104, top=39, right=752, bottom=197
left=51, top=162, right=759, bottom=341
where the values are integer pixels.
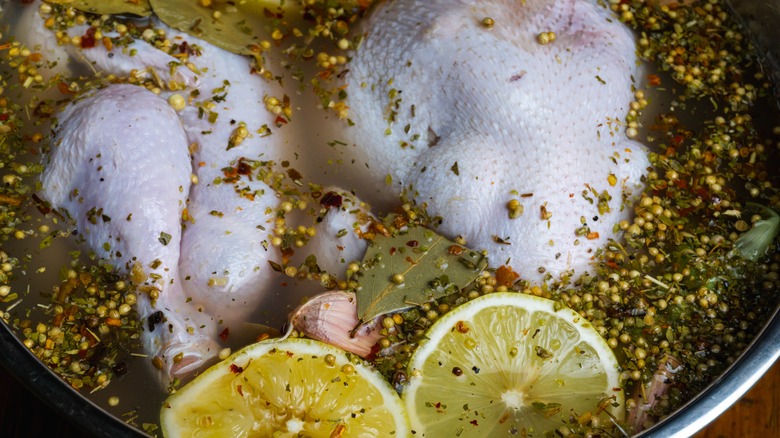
left=297, top=187, right=375, bottom=276
left=33, top=22, right=289, bottom=381
left=41, top=84, right=218, bottom=383
left=335, top=0, right=650, bottom=283
left=164, top=27, right=287, bottom=331
left=14, top=0, right=368, bottom=382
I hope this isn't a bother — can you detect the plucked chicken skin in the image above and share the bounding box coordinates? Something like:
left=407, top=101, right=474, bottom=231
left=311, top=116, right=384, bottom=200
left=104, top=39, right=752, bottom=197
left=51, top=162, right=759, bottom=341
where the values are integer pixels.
left=335, top=0, right=650, bottom=282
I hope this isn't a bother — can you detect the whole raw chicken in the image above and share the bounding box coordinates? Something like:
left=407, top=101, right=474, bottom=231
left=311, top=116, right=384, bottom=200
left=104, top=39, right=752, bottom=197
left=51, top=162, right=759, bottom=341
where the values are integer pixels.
left=333, top=0, right=650, bottom=282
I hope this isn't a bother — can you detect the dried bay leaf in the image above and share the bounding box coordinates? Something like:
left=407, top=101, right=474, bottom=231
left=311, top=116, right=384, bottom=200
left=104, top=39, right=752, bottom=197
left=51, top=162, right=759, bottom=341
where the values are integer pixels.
left=150, top=0, right=296, bottom=57
left=354, top=220, right=487, bottom=323
left=731, top=203, right=780, bottom=262
left=46, top=0, right=152, bottom=16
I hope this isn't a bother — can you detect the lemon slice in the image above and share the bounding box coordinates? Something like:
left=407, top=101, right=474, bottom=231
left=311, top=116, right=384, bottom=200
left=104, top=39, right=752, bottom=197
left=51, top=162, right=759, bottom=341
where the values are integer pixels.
left=404, top=292, right=624, bottom=436
left=161, top=338, right=410, bottom=437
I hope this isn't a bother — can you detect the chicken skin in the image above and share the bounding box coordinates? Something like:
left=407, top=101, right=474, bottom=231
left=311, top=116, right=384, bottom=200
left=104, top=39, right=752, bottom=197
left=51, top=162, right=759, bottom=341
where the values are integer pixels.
left=337, top=0, right=649, bottom=282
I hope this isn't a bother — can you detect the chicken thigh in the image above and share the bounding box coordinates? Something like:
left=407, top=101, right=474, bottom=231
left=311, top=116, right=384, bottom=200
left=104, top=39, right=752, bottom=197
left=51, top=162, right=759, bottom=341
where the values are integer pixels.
left=337, top=0, right=650, bottom=283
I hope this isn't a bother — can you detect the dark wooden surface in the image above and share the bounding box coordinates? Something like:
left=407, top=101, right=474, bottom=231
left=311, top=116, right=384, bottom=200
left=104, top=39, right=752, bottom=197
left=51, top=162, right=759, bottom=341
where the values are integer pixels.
left=0, top=359, right=778, bottom=437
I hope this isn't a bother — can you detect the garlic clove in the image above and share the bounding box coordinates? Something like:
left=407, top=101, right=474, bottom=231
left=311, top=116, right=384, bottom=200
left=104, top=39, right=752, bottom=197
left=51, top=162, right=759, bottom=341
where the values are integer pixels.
left=290, top=290, right=382, bottom=357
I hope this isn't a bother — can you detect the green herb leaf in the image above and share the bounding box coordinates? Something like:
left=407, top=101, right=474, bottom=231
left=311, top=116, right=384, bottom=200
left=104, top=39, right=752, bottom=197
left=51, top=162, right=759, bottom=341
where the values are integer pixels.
left=354, top=220, right=487, bottom=323
left=150, top=0, right=297, bottom=57
left=158, top=232, right=172, bottom=246
left=47, top=0, right=152, bottom=16
left=731, top=204, right=780, bottom=262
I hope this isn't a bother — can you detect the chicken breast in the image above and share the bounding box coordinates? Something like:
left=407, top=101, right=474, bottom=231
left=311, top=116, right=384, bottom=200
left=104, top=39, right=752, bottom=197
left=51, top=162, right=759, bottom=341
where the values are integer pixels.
left=336, top=0, right=650, bottom=283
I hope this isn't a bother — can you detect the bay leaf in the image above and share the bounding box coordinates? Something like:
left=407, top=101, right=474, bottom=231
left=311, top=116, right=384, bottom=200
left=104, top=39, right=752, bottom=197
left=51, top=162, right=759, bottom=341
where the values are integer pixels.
left=731, top=203, right=780, bottom=262
left=149, top=0, right=297, bottom=56
left=46, top=0, right=152, bottom=16
left=354, top=221, right=488, bottom=323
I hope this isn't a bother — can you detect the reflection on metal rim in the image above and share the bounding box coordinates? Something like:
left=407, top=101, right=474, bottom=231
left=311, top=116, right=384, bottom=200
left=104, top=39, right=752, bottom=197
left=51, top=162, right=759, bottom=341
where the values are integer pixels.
left=637, top=306, right=780, bottom=437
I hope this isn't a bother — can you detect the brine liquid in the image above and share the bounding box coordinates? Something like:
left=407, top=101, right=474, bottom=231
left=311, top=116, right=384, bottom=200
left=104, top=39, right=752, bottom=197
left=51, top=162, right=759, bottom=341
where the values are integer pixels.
left=1, top=1, right=780, bottom=436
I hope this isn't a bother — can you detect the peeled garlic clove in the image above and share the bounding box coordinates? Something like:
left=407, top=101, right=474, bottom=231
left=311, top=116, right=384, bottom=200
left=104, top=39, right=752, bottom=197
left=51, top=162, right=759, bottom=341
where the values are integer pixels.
left=291, top=290, right=382, bottom=357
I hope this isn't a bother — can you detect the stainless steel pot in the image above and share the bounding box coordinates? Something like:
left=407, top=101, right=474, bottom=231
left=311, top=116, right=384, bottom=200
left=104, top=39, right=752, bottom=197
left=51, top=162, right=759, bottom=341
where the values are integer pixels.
left=636, top=1, right=780, bottom=435
left=1, top=1, right=779, bottom=437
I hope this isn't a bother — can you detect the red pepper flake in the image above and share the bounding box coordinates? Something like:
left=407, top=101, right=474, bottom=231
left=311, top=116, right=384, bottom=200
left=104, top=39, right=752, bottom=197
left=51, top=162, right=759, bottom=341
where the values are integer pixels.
left=219, top=327, right=230, bottom=341
left=56, top=82, right=75, bottom=95
left=470, top=420, right=479, bottom=426
left=236, top=384, right=244, bottom=397
left=586, top=231, right=600, bottom=240
left=495, top=265, right=520, bottom=287
left=105, top=317, right=122, bottom=327
left=406, top=240, right=419, bottom=247
left=236, top=159, right=252, bottom=176
left=229, top=364, right=244, bottom=374
left=52, top=311, right=67, bottom=327
left=648, top=74, right=661, bottom=87
left=455, top=321, right=470, bottom=334
left=317, top=69, right=333, bottom=80
left=364, top=342, right=381, bottom=361
left=79, top=325, right=99, bottom=344
left=320, top=191, right=343, bottom=208
left=389, top=247, right=397, bottom=256
left=447, top=245, right=464, bottom=256
left=281, top=247, right=295, bottom=264
left=274, top=116, right=288, bottom=127
left=179, top=41, right=196, bottom=56
left=223, top=166, right=239, bottom=179
left=0, top=114, right=7, bottom=122
left=80, top=27, right=97, bottom=49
